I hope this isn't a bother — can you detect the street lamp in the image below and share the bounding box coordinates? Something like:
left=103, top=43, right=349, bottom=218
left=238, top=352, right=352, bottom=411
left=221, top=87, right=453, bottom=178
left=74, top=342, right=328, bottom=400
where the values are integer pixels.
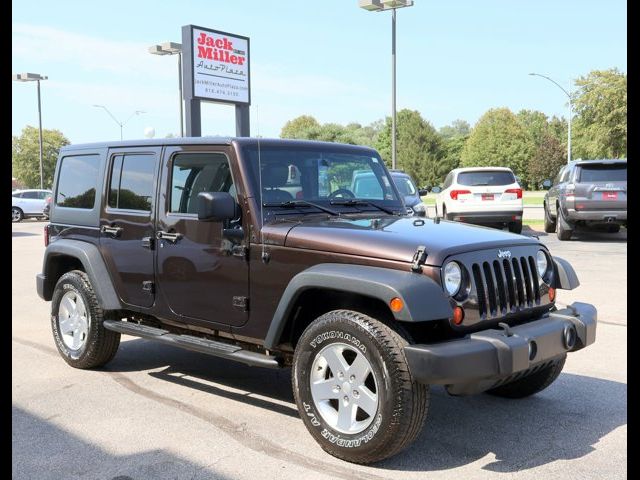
left=149, top=41, right=184, bottom=137
left=13, top=72, right=48, bottom=189
left=529, top=72, right=572, bottom=164
left=93, top=105, right=145, bottom=140
left=359, top=0, right=414, bottom=170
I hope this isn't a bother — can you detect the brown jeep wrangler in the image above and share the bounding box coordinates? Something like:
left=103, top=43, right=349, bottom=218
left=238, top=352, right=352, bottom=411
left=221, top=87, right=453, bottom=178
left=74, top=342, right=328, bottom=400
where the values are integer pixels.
left=37, top=137, right=596, bottom=464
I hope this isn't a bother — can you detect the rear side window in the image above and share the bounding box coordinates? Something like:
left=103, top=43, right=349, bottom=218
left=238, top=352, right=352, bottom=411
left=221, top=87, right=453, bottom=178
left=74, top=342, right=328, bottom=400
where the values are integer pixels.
left=393, top=176, right=417, bottom=196
left=578, top=164, right=627, bottom=183
left=22, top=191, right=40, bottom=199
left=170, top=153, right=234, bottom=214
left=56, top=155, right=100, bottom=209
left=457, top=171, right=516, bottom=186
left=108, top=154, right=156, bottom=211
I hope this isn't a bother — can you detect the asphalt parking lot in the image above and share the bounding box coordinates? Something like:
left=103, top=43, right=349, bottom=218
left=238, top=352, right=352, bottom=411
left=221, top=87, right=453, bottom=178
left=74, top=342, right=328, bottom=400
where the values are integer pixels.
left=12, top=219, right=626, bottom=480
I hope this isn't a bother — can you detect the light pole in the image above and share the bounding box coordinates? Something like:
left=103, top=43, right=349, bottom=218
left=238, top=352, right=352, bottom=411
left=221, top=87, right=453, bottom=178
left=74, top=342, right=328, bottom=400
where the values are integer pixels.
left=529, top=72, right=572, bottom=164
left=149, top=42, right=184, bottom=137
left=93, top=105, right=145, bottom=140
left=13, top=72, right=48, bottom=189
left=359, top=0, right=414, bottom=170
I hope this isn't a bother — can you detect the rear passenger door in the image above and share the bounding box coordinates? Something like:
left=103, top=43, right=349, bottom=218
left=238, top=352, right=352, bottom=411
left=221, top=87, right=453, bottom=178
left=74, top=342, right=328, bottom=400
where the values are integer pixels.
left=99, top=147, right=161, bottom=308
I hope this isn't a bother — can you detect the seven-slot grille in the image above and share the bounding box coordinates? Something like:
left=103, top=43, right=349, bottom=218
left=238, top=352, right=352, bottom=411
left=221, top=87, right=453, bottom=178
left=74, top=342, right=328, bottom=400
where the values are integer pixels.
left=471, top=256, right=540, bottom=319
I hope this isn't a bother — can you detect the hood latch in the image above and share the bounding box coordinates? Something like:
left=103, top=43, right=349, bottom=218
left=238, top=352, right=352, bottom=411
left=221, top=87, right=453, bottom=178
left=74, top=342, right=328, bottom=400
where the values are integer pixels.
left=411, top=245, right=428, bottom=273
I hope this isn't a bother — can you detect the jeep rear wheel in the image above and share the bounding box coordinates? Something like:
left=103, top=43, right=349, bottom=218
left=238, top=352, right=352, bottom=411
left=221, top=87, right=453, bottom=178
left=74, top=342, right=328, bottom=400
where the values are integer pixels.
left=486, top=355, right=566, bottom=398
left=292, top=310, right=429, bottom=464
left=51, top=270, right=121, bottom=369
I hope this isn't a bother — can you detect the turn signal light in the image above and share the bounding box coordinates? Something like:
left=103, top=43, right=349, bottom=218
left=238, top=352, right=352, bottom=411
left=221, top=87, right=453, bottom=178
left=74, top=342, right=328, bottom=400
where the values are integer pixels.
left=389, top=297, right=404, bottom=312
left=549, top=287, right=556, bottom=302
left=452, top=306, right=464, bottom=325
left=505, top=188, right=523, bottom=199
left=450, top=189, right=471, bottom=200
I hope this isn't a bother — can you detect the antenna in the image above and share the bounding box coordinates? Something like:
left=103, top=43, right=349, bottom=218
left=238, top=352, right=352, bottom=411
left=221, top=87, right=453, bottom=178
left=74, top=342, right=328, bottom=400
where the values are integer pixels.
left=256, top=106, right=269, bottom=263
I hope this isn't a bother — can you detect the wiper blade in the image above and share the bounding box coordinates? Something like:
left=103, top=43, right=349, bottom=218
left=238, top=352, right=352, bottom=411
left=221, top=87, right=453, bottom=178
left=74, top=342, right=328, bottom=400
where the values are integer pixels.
left=263, top=200, right=340, bottom=216
left=330, top=199, right=397, bottom=215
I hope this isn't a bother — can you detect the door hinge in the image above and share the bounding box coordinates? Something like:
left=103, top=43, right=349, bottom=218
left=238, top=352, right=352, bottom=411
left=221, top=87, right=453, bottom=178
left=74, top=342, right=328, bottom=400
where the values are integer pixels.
left=141, top=236, right=155, bottom=250
left=232, top=296, right=249, bottom=311
left=411, top=245, right=428, bottom=273
left=142, top=281, right=155, bottom=294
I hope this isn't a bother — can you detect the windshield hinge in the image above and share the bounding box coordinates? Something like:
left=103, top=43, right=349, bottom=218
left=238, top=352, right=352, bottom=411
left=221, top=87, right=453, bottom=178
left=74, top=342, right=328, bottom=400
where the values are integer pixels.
left=411, top=245, right=428, bottom=273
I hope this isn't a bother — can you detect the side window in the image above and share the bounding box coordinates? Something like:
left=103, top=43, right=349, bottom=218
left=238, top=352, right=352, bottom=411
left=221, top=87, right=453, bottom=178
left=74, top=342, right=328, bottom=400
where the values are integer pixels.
left=108, top=154, right=156, bottom=211
left=22, top=191, right=39, bottom=199
left=559, top=167, right=571, bottom=183
left=443, top=173, right=452, bottom=189
left=170, top=153, right=234, bottom=214
left=38, top=191, right=50, bottom=200
left=56, top=154, right=100, bottom=209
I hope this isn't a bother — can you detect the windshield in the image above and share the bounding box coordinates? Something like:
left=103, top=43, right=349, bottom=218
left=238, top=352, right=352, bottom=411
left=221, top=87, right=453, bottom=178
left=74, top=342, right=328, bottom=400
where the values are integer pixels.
left=393, top=176, right=417, bottom=196
left=241, top=145, right=402, bottom=217
left=577, top=163, right=627, bottom=182
left=457, top=170, right=516, bottom=186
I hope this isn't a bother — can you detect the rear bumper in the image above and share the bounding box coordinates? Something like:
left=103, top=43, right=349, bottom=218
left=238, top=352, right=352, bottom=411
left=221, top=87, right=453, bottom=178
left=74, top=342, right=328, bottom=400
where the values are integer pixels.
left=566, top=209, right=627, bottom=223
left=405, top=302, right=596, bottom=394
left=449, top=210, right=523, bottom=224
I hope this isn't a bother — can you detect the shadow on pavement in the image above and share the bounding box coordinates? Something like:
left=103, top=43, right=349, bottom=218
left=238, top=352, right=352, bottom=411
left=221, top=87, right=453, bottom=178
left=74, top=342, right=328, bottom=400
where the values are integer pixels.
left=12, top=406, right=233, bottom=480
left=12, top=231, right=38, bottom=237
left=104, top=339, right=625, bottom=472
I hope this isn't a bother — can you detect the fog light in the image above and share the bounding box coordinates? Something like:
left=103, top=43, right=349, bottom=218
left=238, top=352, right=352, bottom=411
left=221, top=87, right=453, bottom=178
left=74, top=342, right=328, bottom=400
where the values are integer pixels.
left=452, top=306, right=464, bottom=325
left=548, top=287, right=556, bottom=302
left=563, top=325, right=577, bottom=349
left=389, top=297, right=404, bottom=312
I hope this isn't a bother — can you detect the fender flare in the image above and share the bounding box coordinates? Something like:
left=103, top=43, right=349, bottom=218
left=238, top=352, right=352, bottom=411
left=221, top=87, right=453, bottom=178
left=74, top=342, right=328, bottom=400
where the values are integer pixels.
left=552, top=256, right=580, bottom=290
left=38, top=239, right=122, bottom=310
left=263, top=263, right=453, bottom=350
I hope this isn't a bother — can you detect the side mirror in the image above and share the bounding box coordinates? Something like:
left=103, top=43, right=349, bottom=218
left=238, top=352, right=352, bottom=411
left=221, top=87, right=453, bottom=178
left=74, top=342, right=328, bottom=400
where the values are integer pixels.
left=430, top=186, right=442, bottom=194
left=197, top=192, right=238, bottom=222
left=542, top=179, right=552, bottom=190
left=418, top=188, right=429, bottom=196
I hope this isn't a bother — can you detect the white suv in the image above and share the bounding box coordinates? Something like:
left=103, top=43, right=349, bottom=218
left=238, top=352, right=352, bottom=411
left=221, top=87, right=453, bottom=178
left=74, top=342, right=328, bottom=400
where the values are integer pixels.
left=434, top=167, right=523, bottom=233
left=12, top=189, right=52, bottom=222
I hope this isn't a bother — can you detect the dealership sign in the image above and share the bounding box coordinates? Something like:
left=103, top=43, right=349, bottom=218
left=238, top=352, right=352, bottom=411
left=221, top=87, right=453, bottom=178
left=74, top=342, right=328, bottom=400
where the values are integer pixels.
left=189, top=26, right=250, bottom=104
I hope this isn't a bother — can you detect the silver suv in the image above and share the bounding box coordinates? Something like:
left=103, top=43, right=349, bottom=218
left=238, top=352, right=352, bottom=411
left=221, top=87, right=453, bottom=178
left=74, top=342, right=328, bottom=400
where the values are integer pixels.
left=543, top=159, right=627, bottom=240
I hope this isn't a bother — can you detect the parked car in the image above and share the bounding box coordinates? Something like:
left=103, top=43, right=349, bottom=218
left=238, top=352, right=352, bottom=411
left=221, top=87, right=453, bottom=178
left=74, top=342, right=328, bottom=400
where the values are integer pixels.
left=12, top=189, right=52, bottom=222
left=542, top=159, right=627, bottom=240
left=42, top=195, right=53, bottom=220
left=434, top=167, right=523, bottom=233
left=37, top=138, right=596, bottom=464
left=351, top=170, right=427, bottom=216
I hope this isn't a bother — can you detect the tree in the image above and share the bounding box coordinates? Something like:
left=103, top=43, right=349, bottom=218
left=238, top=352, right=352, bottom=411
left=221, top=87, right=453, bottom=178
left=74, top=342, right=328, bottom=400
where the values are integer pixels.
left=280, top=115, right=322, bottom=140
left=438, top=135, right=467, bottom=183
left=572, top=68, right=626, bottom=159
left=527, top=133, right=566, bottom=188
left=12, top=126, right=70, bottom=189
left=439, top=119, right=470, bottom=139
left=516, top=110, right=551, bottom=146
left=461, top=108, right=535, bottom=187
left=374, top=109, right=444, bottom=187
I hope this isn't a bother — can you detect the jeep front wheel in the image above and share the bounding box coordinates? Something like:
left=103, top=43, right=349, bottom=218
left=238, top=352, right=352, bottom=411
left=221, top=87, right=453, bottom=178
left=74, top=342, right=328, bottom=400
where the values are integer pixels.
left=292, top=310, right=429, bottom=464
left=51, top=270, right=121, bottom=369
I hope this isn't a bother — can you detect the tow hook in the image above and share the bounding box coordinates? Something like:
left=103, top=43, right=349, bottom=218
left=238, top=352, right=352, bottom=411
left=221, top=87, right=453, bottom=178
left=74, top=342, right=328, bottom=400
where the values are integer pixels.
left=498, top=322, right=513, bottom=337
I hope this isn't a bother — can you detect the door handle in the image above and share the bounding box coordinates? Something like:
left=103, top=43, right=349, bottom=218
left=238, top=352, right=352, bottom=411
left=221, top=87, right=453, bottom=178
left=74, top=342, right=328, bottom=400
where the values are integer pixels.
left=156, top=231, right=183, bottom=243
left=101, top=225, right=123, bottom=238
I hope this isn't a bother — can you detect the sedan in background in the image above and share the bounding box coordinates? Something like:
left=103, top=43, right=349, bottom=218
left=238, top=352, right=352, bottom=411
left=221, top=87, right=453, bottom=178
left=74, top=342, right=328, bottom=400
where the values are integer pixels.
left=12, top=189, right=52, bottom=222
left=434, top=167, right=523, bottom=233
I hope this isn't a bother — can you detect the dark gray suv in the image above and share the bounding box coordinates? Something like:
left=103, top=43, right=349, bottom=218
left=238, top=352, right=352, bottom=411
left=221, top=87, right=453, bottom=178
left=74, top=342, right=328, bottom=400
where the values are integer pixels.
left=543, top=159, right=627, bottom=240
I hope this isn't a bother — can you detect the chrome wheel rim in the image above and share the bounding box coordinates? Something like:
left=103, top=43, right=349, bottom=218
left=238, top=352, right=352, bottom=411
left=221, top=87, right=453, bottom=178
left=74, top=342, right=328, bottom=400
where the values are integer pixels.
left=58, top=291, right=89, bottom=351
left=12, top=208, right=21, bottom=222
left=310, top=342, right=379, bottom=434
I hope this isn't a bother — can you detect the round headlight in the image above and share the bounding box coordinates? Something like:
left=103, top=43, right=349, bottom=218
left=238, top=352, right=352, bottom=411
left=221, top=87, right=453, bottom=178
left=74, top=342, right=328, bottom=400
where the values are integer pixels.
left=536, top=250, right=549, bottom=278
left=443, top=262, right=462, bottom=296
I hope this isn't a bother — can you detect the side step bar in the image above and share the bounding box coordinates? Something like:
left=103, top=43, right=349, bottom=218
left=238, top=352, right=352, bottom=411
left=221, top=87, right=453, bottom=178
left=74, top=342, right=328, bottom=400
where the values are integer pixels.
left=103, top=320, right=281, bottom=369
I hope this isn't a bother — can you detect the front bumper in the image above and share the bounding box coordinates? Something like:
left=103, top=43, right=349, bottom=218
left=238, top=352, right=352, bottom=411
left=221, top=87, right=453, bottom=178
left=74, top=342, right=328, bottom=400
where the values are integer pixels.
left=566, top=208, right=627, bottom=223
left=405, top=302, right=596, bottom=394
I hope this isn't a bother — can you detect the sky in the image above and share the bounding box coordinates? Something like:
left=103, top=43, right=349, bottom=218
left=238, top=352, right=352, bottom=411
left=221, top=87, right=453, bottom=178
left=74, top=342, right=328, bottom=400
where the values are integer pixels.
left=12, top=0, right=627, bottom=144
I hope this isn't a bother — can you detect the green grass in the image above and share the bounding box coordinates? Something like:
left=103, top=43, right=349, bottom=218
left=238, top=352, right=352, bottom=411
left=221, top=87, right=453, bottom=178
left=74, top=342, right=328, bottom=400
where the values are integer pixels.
left=524, top=219, right=545, bottom=228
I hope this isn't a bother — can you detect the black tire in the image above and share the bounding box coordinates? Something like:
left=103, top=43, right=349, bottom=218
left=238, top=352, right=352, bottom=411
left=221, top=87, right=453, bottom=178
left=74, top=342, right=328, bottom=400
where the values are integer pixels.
left=442, top=205, right=452, bottom=220
left=51, top=270, right=120, bottom=369
left=292, top=310, right=429, bottom=464
left=607, top=224, right=621, bottom=233
left=543, top=202, right=556, bottom=233
left=556, top=207, right=573, bottom=241
left=486, top=355, right=566, bottom=399
left=508, top=220, right=523, bottom=234
left=12, top=207, right=23, bottom=223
